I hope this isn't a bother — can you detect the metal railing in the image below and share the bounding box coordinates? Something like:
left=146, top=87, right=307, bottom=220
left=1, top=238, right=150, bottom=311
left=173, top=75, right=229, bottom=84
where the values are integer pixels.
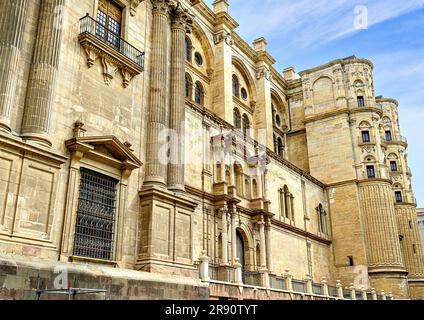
left=312, top=283, right=323, bottom=295
left=79, top=15, right=145, bottom=69
left=244, top=271, right=262, bottom=287
left=270, top=275, right=287, bottom=291
left=292, top=279, right=306, bottom=293
left=196, top=258, right=393, bottom=300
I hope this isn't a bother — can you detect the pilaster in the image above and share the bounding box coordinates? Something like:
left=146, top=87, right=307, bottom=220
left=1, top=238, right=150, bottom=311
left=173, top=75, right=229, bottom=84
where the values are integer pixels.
left=21, top=0, right=65, bottom=147
left=0, top=0, right=29, bottom=133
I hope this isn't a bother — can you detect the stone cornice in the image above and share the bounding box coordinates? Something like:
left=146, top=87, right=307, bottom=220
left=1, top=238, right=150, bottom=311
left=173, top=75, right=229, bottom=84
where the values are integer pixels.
left=286, top=128, right=306, bottom=137
left=214, top=11, right=238, bottom=30
left=140, top=185, right=199, bottom=209
left=0, top=131, right=67, bottom=167
left=303, top=106, right=383, bottom=125
left=231, top=32, right=257, bottom=59
left=299, top=57, right=374, bottom=77
left=271, top=218, right=332, bottom=245
left=270, top=67, right=287, bottom=90
left=376, top=97, right=399, bottom=107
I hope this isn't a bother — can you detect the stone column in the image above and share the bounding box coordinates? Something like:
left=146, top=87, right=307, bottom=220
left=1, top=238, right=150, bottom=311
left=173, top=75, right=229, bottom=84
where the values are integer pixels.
left=168, top=6, right=192, bottom=191
left=231, top=207, right=237, bottom=264
left=21, top=0, right=64, bottom=147
left=265, top=216, right=273, bottom=272
left=258, top=220, right=267, bottom=269
left=0, top=0, right=29, bottom=132
left=144, top=0, right=170, bottom=187
left=221, top=206, right=228, bottom=265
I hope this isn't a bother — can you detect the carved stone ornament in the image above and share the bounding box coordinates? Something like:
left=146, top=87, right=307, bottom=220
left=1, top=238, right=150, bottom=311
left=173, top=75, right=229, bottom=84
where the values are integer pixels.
left=214, top=31, right=233, bottom=46
left=130, top=0, right=143, bottom=16
left=170, top=4, right=194, bottom=32
left=79, top=39, right=143, bottom=88
left=256, top=67, right=271, bottom=80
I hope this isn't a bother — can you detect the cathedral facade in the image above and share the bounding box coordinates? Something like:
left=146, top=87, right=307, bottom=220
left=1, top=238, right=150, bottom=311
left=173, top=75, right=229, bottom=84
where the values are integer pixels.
left=0, top=0, right=423, bottom=300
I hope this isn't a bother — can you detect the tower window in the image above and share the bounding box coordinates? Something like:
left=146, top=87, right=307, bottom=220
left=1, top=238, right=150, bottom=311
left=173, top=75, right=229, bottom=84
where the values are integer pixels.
left=348, top=256, right=354, bottom=266
left=185, top=37, right=192, bottom=62
left=361, top=131, right=370, bottom=143
left=390, top=161, right=398, bottom=172
left=385, top=130, right=393, bottom=141
left=366, top=165, right=375, bottom=179
left=232, top=75, right=240, bottom=97
left=194, top=82, right=204, bottom=105
left=357, top=96, right=365, bottom=107
left=413, top=244, right=417, bottom=254
left=395, top=191, right=403, bottom=203
left=242, top=114, right=250, bottom=137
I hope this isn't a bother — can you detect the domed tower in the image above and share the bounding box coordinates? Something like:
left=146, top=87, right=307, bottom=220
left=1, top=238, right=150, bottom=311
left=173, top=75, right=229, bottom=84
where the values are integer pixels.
left=299, top=56, right=411, bottom=298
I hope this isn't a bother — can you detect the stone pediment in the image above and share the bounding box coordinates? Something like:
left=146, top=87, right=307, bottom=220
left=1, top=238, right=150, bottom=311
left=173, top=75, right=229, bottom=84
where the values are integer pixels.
left=65, top=122, right=142, bottom=172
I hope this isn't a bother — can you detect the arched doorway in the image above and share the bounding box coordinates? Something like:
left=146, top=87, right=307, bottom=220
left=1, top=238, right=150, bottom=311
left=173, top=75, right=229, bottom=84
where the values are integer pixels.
left=236, top=230, right=245, bottom=283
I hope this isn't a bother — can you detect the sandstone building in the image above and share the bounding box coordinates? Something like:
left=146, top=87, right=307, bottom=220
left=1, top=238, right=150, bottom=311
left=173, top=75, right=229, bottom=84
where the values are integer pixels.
left=0, top=0, right=423, bottom=300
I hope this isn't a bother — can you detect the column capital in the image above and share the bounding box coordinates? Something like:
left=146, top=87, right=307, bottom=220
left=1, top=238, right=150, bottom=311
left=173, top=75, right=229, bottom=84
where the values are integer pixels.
left=151, top=0, right=172, bottom=15
left=170, top=5, right=194, bottom=32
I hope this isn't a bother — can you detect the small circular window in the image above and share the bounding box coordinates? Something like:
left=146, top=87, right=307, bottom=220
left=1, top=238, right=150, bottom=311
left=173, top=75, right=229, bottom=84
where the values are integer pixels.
left=241, top=88, right=248, bottom=100
left=194, top=52, right=203, bottom=66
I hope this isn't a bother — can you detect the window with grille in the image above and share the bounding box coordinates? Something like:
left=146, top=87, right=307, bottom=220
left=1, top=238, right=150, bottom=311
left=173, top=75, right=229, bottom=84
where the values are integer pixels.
left=96, top=0, right=122, bottom=48
left=73, top=168, right=119, bottom=261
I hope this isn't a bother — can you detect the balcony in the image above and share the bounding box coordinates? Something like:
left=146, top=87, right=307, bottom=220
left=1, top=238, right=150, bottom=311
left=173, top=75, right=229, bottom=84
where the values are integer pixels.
left=78, top=15, right=145, bottom=87
left=386, top=134, right=408, bottom=147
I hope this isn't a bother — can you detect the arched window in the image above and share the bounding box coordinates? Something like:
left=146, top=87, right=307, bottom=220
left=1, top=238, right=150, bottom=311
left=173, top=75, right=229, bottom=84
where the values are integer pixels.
left=244, top=178, right=251, bottom=199
left=280, top=185, right=294, bottom=221
left=225, top=168, right=231, bottom=185
left=252, top=179, right=258, bottom=198
left=277, top=137, right=284, bottom=157
left=242, top=114, right=250, bottom=136
left=232, top=75, right=240, bottom=97
left=185, top=37, right=192, bottom=62
left=233, top=108, right=241, bottom=129
left=194, top=81, right=204, bottom=105
left=317, top=204, right=327, bottom=234
left=235, top=164, right=243, bottom=196
left=185, top=73, right=192, bottom=99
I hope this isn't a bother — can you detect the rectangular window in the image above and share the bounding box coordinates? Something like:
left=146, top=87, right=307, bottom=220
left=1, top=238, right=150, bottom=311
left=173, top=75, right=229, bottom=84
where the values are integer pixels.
left=385, top=130, right=393, bottom=141
left=366, top=165, right=375, bottom=179
left=73, top=168, right=119, bottom=261
left=348, top=256, right=354, bottom=267
left=96, top=0, right=122, bottom=48
left=362, top=131, right=370, bottom=143
left=395, top=191, right=403, bottom=203
left=390, top=161, right=398, bottom=172
left=357, top=96, right=365, bottom=107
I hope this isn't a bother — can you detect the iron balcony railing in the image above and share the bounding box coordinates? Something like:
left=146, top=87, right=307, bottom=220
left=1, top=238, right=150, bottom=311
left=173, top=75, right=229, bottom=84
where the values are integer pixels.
left=79, top=14, right=145, bottom=69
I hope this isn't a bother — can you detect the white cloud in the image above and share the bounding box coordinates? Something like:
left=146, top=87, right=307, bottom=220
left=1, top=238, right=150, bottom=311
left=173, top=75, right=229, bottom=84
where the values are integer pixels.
left=217, top=0, right=424, bottom=49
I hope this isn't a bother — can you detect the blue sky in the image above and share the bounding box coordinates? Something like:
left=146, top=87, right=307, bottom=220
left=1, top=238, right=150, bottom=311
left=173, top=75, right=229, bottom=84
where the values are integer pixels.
left=205, top=0, right=424, bottom=207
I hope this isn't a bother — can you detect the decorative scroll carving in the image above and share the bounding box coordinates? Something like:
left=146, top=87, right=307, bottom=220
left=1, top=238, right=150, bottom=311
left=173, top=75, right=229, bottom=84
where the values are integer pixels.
left=214, top=31, right=233, bottom=46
